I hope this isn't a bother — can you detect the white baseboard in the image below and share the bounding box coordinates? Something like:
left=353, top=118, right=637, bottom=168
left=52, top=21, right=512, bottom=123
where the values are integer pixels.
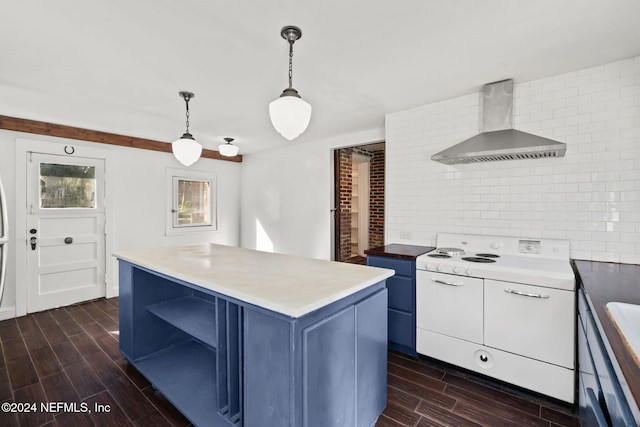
left=0, top=306, right=16, bottom=321
left=106, top=285, right=119, bottom=299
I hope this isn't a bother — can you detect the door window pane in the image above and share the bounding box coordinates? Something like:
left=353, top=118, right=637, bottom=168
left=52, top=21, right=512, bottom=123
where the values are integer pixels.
left=39, top=163, right=96, bottom=209
left=174, top=178, right=211, bottom=227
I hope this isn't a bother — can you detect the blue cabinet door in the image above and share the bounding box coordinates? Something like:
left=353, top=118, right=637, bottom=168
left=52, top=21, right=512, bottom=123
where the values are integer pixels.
left=367, top=256, right=416, bottom=355
left=244, top=286, right=388, bottom=427
left=355, top=289, right=388, bottom=427
left=387, top=276, right=413, bottom=311
left=303, top=306, right=356, bottom=427
left=578, top=313, right=608, bottom=427
left=578, top=289, right=636, bottom=427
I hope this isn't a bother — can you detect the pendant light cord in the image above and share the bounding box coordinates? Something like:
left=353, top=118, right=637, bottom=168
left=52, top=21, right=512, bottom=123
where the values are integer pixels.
left=288, top=40, right=294, bottom=89
left=184, top=97, right=190, bottom=133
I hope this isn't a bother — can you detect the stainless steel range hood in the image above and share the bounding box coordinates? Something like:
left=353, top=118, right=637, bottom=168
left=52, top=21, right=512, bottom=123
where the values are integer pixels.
left=431, top=79, right=566, bottom=165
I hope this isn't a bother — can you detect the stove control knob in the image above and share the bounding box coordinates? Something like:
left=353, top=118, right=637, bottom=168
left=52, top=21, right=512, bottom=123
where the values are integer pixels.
left=452, top=266, right=460, bottom=274
left=435, top=264, right=441, bottom=272
left=426, top=263, right=433, bottom=271
left=465, top=268, right=472, bottom=276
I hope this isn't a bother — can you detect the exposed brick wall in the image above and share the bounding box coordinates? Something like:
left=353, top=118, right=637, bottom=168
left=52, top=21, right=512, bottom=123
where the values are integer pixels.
left=337, top=146, right=385, bottom=261
left=369, top=150, right=385, bottom=248
left=338, top=148, right=353, bottom=261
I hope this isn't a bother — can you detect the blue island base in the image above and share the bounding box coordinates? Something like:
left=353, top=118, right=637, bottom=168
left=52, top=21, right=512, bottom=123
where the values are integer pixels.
left=118, top=260, right=388, bottom=427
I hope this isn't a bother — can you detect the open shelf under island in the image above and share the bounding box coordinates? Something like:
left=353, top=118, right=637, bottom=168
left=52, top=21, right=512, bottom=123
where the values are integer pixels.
left=115, top=243, right=394, bottom=427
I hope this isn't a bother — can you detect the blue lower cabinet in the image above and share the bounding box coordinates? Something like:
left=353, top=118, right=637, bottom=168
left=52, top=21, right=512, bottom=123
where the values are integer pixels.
left=367, top=256, right=417, bottom=356
left=244, top=289, right=387, bottom=427
left=119, top=260, right=388, bottom=427
left=578, top=314, right=608, bottom=427
left=577, top=289, right=636, bottom=427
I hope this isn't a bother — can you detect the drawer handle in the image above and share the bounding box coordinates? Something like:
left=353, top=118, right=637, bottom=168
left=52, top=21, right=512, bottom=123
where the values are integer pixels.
left=431, top=278, right=463, bottom=287
left=504, top=288, right=549, bottom=299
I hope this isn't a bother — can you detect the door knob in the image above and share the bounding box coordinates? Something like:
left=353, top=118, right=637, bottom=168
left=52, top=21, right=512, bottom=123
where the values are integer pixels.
left=30, top=236, right=37, bottom=250
left=64, top=237, right=73, bottom=244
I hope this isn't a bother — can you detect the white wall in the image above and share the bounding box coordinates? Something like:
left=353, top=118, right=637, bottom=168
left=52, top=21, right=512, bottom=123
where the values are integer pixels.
left=240, top=128, right=384, bottom=260
left=386, top=56, right=640, bottom=264
left=0, top=130, right=241, bottom=318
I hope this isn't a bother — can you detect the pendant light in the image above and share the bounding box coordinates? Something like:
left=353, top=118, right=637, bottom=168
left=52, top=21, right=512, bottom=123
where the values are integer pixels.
left=269, top=25, right=312, bottom=141
left=172, top=91, right=202, bottom=166
left=218, top=137, right=239, bottom=157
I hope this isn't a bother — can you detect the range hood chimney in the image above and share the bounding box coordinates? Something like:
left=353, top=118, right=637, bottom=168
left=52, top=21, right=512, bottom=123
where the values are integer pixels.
left=431, top=79, right=566, bottom=165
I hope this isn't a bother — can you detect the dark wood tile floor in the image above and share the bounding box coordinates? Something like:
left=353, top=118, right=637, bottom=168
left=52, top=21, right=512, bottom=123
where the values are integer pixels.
left=0, top=298, right=580, bottom=427
left=377, top=352, right=579, bottom=427
left=345, top=255, right=367, bottom=265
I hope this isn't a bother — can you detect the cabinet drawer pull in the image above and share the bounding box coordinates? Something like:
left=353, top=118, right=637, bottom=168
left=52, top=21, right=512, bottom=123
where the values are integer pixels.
left=431, top=278, right=463, bottom=287
left=504, top=288, right=549, bottom=299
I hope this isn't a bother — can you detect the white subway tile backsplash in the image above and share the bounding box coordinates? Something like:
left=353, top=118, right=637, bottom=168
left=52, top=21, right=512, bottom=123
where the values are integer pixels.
left=579, top=80, right=606, bottom=94
left=621, top=191, right=640, bottom=201
left=619, top=84, right=640, bottom=98
left=593, top=89, right=622, bottom=103
left=582, top=182, right=608, bottom=193
left=607, top=76, right=636, bottom=90
left=543, top=80, right=566, bottom=93
left=386, top=56, right=640, bottom=263
left=553, top=125, right=578, bottom=137
left=620, top=253, right=640, bottom=264
left=607, top=181, right=636, bottom=191
left=553, top=105, right=579, bottom=119
left=540, top=117, right=564, bottom=130
left=578, top=102, right=606, bottom=115
left=578, top=121, right=606, bottom=134
left=566, top=94, right=592, bottom=107
left=592, top=65, right=621, bottom=82
left=544, top=99, right=567, bottom=112
left=621, top=127, right=640, bottom=139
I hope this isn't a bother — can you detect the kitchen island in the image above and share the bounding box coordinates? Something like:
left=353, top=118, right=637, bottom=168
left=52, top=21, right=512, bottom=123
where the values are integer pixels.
left=115, top=244, right=394, bottom=427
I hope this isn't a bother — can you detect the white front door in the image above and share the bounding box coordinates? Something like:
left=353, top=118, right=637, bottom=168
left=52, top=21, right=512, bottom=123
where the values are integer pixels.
left=26, top=152, right=106, bottom=313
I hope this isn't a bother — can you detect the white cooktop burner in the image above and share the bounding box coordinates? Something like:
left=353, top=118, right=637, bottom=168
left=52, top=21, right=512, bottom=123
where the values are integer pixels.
left=435, top=247, right=466, bottom=256
left=416, top=233, right=575, bottom=290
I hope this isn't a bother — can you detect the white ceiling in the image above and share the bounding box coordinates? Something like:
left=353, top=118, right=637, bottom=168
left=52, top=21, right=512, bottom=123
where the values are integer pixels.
left=2, top=0, right=640, bottom=155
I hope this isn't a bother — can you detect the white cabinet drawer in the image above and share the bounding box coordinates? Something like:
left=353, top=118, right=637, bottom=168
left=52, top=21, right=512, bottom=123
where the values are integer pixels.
left=484, top=279, right=575, bottom=368
left=416, top=271, right=483, bottom=344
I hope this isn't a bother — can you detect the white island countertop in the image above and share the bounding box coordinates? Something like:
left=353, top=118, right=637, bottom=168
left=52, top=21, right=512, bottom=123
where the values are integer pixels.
left=114, top=243, right=394, bottom=318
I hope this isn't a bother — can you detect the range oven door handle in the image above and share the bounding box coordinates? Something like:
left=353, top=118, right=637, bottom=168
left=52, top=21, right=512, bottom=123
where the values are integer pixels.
left=431, top=278, right=463, bottom=287
left=504, top=288, right=549, bottom=299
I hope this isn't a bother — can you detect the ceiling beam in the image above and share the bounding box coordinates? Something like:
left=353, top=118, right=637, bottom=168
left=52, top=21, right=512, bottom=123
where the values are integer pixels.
left=0, top=114, right=242, bottom=163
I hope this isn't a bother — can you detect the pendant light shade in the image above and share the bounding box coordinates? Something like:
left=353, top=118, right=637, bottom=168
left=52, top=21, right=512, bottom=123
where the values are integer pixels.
left=269, top=90, right=312, bottom=141
left=172, top=133, right=202, bottom=166
left=172, top=91, right=202, bottom=166
left=218, top=137, right=239, bottom=157
left=269, top=26, right=311, bottom=141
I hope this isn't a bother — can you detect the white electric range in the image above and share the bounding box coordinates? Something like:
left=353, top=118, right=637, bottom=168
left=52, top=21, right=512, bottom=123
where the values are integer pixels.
left=415, top=233, right=576, bottom=403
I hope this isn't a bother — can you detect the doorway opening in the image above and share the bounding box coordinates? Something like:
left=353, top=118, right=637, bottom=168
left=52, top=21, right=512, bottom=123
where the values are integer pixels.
left=333, top=142, right=385, bottom=264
